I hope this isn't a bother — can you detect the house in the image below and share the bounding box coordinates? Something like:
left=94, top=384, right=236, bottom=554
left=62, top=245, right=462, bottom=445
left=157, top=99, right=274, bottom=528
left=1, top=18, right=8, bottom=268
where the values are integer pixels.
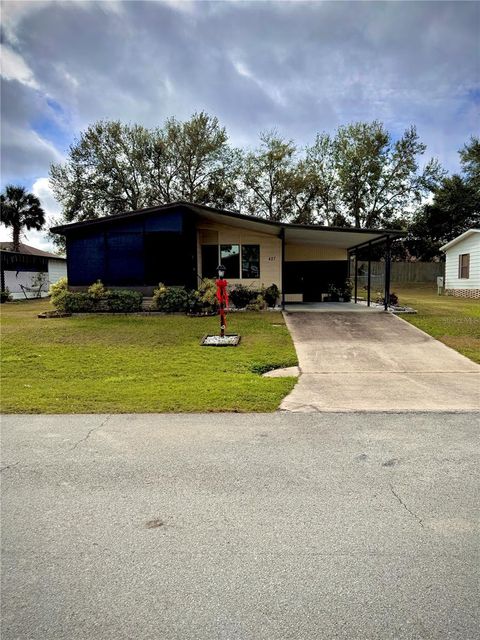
left=50, top=201, right=402, bottom=308
left=0, top=242, right=67, bottom=299
left=440, top=229, right=480, bottom=298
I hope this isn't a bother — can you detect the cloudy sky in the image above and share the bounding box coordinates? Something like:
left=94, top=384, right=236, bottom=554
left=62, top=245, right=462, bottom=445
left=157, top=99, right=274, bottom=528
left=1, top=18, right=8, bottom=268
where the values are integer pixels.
left=1, top=0, right=478, bottom=250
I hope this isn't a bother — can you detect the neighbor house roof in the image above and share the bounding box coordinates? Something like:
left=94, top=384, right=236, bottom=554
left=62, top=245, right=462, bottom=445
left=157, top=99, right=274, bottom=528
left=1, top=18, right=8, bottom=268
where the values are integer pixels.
left=50, top=201, right=404, bottom=250
left=440, top=229, right=480, bottom=252
left=0, top=242, right=66, bottom=260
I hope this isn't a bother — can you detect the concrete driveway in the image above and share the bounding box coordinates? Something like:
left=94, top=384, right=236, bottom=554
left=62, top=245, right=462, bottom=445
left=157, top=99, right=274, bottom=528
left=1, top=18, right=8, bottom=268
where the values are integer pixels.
left=1, top=412, right=479, bottom=640
left=281, top=312, right=480, bottom=412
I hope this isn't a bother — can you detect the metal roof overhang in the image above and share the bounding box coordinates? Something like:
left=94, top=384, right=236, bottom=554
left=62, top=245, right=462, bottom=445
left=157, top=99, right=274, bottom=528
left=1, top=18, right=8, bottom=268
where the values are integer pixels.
left=194, top=207, right=403, bottom=250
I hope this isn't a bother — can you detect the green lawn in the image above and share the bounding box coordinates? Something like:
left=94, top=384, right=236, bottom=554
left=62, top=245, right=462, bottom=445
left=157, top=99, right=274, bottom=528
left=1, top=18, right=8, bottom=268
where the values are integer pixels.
left=392, top=283, right=480, bottom=364
left=1, top=300, right=298, bottom=413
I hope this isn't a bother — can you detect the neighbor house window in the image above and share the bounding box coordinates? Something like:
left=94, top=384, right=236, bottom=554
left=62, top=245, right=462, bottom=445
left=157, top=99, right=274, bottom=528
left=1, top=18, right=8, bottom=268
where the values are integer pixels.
left=220, top=244, right=240, bottom=278
left=458, top=253, right=470, bottom=279
left=242, top=245, right=260, bottom=279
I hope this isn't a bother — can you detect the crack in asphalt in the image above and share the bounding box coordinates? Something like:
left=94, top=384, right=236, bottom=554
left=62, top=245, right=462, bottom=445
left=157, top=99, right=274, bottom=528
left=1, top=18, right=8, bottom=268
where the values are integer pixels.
left=69, top=414, right=112, bottom=451
left=390, top=484, right=424, bottom=529
left=0, top=461, right=20, bottom=473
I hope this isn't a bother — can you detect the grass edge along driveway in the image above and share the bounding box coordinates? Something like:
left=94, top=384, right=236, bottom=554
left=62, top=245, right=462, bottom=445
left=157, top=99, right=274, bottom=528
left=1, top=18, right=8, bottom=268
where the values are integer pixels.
left=1, top=300, right=298, bottom=414
left=392, top=283, right=480, bottom=365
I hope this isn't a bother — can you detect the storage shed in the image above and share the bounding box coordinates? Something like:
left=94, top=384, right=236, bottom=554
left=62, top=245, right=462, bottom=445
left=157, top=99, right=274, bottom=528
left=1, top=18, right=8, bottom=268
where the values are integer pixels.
left=0, top=242, right=67, bottom=299
left=440, top=229, right=480, bottom=298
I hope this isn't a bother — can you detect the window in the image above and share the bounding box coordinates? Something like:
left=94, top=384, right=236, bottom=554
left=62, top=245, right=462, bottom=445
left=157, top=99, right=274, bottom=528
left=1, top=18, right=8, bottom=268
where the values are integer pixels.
left=220, top=244, right=240, bottom=278
left=201, top=245, right=219, bottom=279
left=458, top=253, right=470, bottom=279
left=242, top=244, right=260, bottom=279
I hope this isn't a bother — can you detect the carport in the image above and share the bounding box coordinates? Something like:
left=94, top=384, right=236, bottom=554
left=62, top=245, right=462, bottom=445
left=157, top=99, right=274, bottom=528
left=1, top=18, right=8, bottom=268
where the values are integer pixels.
left=280, top=225, right=403, bottom=310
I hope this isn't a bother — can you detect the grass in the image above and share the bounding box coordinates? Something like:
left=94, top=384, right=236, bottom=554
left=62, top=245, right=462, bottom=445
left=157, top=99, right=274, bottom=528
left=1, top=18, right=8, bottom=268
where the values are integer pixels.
left=0, top=300, right=298, bottom=413
left=392, top=283, right=480, bottom=364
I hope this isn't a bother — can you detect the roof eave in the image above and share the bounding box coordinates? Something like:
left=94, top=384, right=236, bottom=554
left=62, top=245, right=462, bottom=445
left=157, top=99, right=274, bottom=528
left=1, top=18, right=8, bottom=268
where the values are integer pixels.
left=50, top=200, right=405, bottom=239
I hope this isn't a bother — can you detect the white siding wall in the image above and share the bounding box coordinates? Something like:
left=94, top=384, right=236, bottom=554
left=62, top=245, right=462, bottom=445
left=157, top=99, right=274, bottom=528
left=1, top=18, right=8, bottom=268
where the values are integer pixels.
left=444, top=232, right=480, bottom=290
left=48, top=259, right=67, bottom=285
left=196, top=220, right=282, bottom=288
left=4, top=270, right=49, bottom=299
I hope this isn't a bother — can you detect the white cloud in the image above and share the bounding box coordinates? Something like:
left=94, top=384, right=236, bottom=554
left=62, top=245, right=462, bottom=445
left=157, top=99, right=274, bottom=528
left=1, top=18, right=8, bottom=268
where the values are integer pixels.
left=0, top=44, right=38, bottom=88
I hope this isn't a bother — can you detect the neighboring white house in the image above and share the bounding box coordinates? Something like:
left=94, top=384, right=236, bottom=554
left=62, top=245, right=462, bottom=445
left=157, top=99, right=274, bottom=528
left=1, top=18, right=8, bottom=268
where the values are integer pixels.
left=440, top=229, right=480, bottom=298
left=0, top=242, right=67, bottom=300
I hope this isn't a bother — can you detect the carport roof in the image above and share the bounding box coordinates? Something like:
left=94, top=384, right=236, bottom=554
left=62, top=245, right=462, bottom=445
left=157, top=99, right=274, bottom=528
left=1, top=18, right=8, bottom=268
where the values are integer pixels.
left=50, top=201, right=404, bottom=249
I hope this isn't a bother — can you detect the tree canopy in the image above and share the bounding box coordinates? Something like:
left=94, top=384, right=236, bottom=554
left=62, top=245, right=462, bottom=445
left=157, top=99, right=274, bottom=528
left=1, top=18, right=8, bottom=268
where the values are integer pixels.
left=0, top=185, right=46, bottom=252
left=50, top=113, right=462, bottom=243
left=50, top=113, right=239, bottom=224
left=406, top=138, right=480, bottom=260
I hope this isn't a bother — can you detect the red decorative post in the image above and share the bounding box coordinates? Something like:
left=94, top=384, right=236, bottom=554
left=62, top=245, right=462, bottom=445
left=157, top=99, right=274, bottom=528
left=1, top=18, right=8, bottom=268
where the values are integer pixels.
left=215, top=264, right=228, bottom=338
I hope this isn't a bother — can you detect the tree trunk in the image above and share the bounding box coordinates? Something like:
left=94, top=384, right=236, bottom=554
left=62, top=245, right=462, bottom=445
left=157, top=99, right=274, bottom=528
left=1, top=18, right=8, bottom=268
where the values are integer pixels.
left=12, top=225, right=20, bottom=252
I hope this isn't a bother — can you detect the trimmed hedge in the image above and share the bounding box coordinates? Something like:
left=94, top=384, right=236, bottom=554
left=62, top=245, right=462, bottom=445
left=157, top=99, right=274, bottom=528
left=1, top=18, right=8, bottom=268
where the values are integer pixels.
left=62, top=289, right=143, bottom=313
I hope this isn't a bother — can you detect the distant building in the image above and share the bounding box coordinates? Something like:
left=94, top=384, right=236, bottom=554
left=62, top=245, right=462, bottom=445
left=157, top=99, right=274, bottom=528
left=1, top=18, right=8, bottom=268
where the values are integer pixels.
left=440, top=229, right=480, bottom=298
left=0, top=242, right=67, bottom=299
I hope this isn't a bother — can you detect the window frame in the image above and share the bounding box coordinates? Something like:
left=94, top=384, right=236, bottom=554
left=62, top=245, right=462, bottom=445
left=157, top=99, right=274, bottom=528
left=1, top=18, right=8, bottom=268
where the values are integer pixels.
left=201, top=243, right=262, bottom=280
left=458, top=253, right=470, bottom=279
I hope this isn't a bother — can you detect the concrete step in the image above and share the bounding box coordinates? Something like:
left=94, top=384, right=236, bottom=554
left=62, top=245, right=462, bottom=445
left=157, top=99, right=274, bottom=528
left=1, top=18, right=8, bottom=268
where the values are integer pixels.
left=141, top=297, right=154, bottom=311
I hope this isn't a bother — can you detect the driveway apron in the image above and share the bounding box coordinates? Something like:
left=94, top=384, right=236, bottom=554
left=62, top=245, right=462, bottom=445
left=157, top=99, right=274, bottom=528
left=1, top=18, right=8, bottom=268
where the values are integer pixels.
left=281, top=312, right=480, bottom=412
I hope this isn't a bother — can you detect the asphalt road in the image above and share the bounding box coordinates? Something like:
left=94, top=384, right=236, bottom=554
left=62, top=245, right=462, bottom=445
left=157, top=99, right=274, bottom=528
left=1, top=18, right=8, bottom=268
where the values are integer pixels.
left=1, top=412, right=479, bottom=640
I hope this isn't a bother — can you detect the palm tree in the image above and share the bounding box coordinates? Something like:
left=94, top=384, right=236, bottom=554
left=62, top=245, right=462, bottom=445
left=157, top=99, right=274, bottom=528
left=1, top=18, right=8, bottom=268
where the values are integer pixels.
left=0, top=185, right=46, bottom=252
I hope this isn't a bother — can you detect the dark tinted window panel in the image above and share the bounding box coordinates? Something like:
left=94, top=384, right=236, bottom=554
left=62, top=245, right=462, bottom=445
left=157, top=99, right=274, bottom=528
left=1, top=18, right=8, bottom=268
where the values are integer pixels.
left=67, top=234, right=105, bottom=286
left=220, top=244, right=240, bottom=279
left=106, top=232, right=144, bottom=285
left=144, top=232, right=191, bottom=286
left=201, top=245, right=219, bottom=279
left=144, top=211, right=183, bottom=232
left=242, top=245, right=260, bottom=279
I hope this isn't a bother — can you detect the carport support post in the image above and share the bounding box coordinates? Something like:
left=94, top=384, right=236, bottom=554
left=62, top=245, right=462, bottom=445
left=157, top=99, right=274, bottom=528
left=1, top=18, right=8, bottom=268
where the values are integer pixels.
left=384, top=236, right=391, bottom=311
left=280, top=227, right=286, bottom=310
left=367, top=242, right=372, bottom=307
left=354, top=251, right=358, bottom=303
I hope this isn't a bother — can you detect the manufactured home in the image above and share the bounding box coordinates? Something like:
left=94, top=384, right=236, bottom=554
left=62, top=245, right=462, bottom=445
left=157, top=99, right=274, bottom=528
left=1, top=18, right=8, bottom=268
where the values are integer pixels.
left=51, top=201, right=401, bottom=307
left=440, top=229, right=480, bottom=298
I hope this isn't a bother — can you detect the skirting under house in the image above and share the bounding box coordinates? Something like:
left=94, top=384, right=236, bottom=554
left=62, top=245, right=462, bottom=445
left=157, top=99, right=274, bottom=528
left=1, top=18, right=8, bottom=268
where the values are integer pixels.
left=445, top=289, right=480, bottom=298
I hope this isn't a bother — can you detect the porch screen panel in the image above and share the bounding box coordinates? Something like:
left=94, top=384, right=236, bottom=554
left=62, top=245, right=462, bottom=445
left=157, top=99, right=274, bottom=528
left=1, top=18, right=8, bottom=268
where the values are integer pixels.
left=106, top=232, right=144, bottom=285
left=67, top=234, right=105, bottom=285
left=220, top=244, right=240, bottom=279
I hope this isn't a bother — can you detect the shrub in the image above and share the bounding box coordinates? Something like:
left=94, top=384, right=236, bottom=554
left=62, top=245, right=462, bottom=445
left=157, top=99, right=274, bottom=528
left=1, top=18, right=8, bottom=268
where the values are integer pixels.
left=1, top=288, right=12, bottom=303
left=152, top=283, right=191, bottom=312
left=341, top=279, right=353, bottom=301
left=229, top=285, right=261, bottom=309
left=189, top=278, right=218, bottom=314
left=63, top=292, right=95, bottom=313
left=374, top=291, right=399, bottom=306
left=88, top=279, right=107, bottom=300
left=263, top=284, right=280, bottom=307
left=104, top=290, right=143, bottom=312
left=49, top=277, right=68, bottom=311
left=55, top=279, right=143, bottom=313
left=246, top=294, right=267, bottom=311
